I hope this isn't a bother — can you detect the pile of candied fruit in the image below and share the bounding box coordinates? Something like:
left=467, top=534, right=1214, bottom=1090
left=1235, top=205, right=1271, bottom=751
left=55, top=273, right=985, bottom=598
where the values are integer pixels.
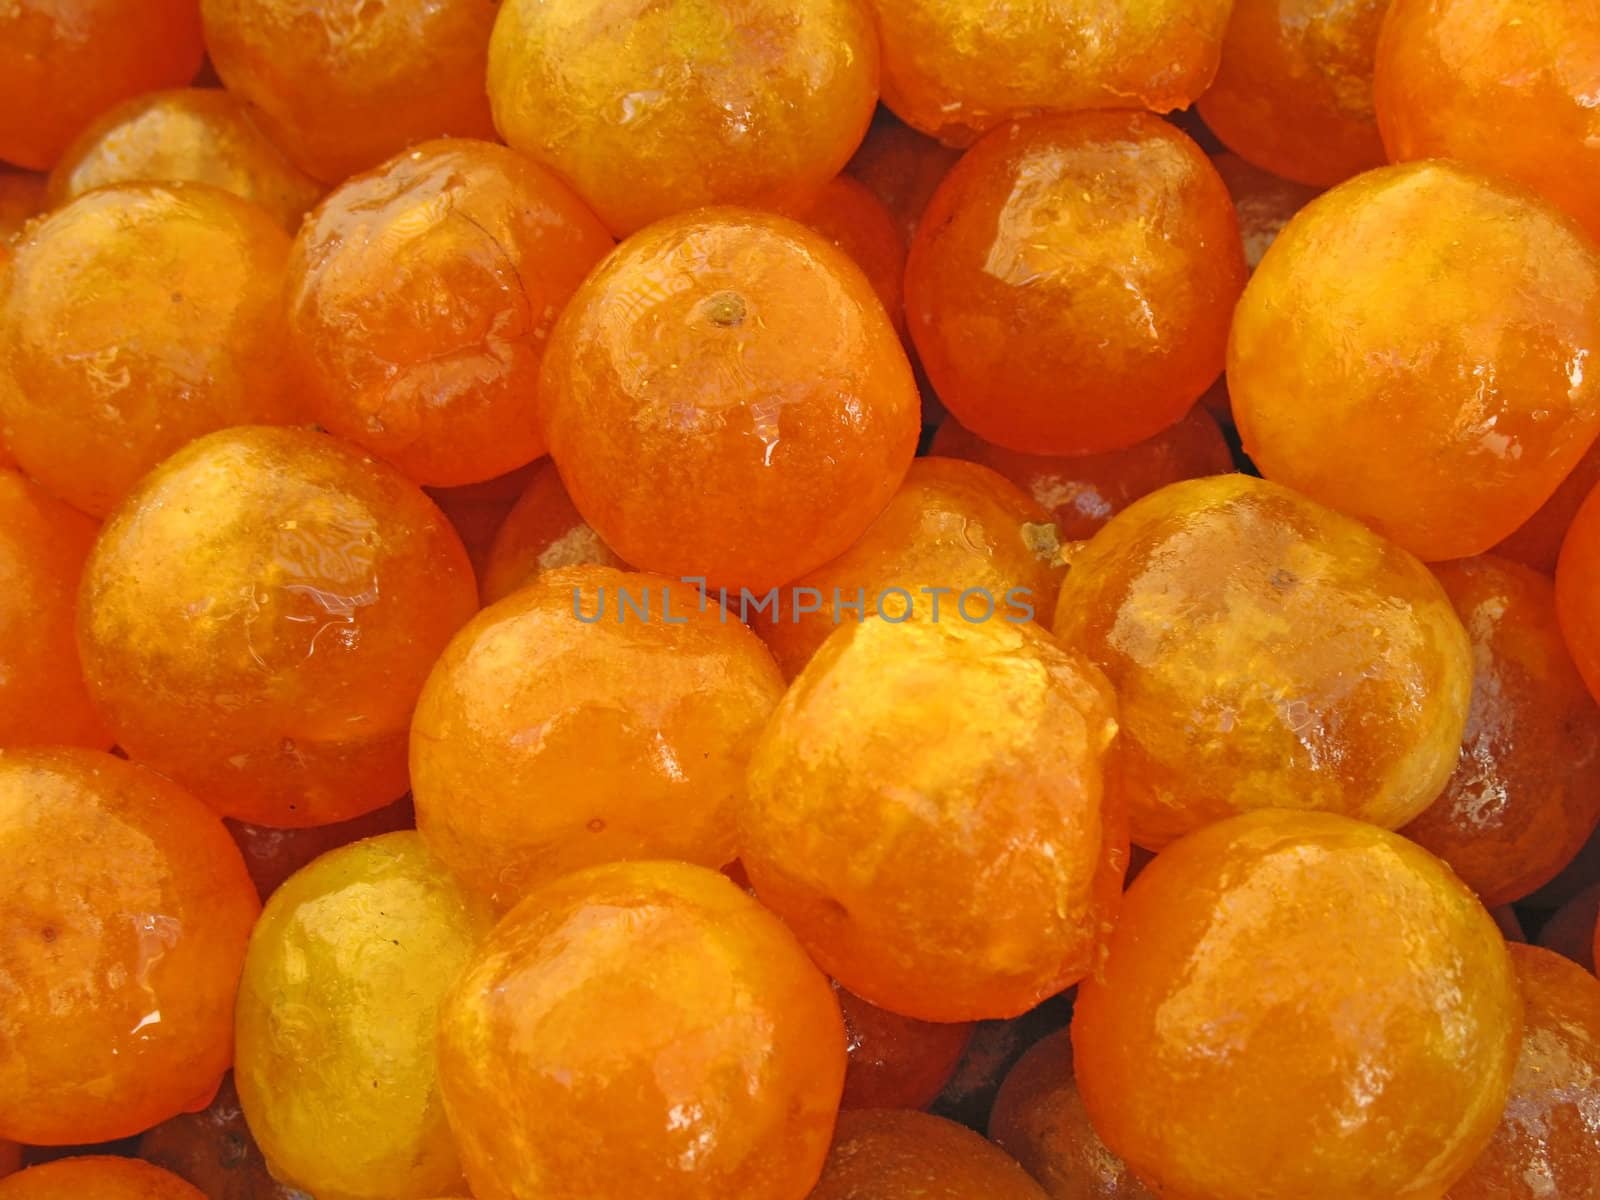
left=6, top=1, right=1600, bottom=1198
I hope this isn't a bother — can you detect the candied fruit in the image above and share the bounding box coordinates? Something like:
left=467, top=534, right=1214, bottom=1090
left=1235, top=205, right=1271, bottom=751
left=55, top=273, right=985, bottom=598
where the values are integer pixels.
left=1554, top=479, right=1600, bottom=707
left=0, top=182, right=301, bottom=517
left=1198, top=0, right=1390, bottom=187
left=867, top=0, right=1233, bottom=145
left=286, top=139, right=613, bottom=487
left=1496, top=437, right=1600, bottom=576
left=846, top=108, right=962, bottom=243
left=46, top=88, right=322, bottom=232
left=0, top=1157, right=205, bottom=1200
left=200, top=0, right=496, bottom=183
left=809, top=1109, right=1047, bottom=1200
left=0, top=469, right=109, bottom=749
left=1211, top=151, right=1323, bottom=273
left=1376, top=0, right=1600, bottom=242
left=931, top=408, right=1234, bottom=543
left=1402, top=557, right=1600, bottom=906
left=988, top=1029, right=1154, bottom=1200
left=756, top=457, right=1065, bottom=679
left=78, top=427, right=477, bottom=827
left=1231, top=161, right=1600, bottom=561
left=486, top=0, right=878, bottom=236
left=413, top=566, right=784, bottom=908
left=1445, top=944, right=1600, bottom=1200
left=0, top=749, right=259, bottom=1145
left=235, top=832, right=493, bottom=1200
left=1053, top=474, right=1471, bottom=850
left=436, top=860, right=845, bottom=1200
left=137, top=1074, right=302, bottom=1200
left=835, top=983, right=973, bottom=1112
left=481, top=460, right=626, bottom=604
left=0, top=0, right=204, bottom=170
left=1074, top=810, right=1522, bottom=1200
left=539, top=209, right=918, bottom=590
left=800, top=175, right=907, bottom=334
left=741, top=614, right=1123, bottom=1022
left=907, top=112, right=1246, bottom=455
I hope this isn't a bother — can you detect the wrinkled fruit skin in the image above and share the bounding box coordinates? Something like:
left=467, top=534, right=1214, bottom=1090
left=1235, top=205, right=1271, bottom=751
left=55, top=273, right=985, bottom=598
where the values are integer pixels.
left=1074, top=810, right=1523, bottom=1200
left=868, top=0, right=1233, bottom=146
left=436, top=860, right=845, bottom=1200
left=0, top=749, right=259, bottom=1145
left=286, top=139, right=613, bottom=487
left=78, top=426, right=477, bottom=827
left=487, top=0, right=878, bottom=236
left=413, top=566, right=785, bottom=909
left=1198, top=0, right=1390, bottom=187
left=0, top=182, right=301, bottom=517
left=809, top=1109, right=1048, bottom=1200
left=200, top=0, right=496, bottom=183
left=1053, top=474, right=1472, bottom=850
left=907, top=112, right=1246, bottom=456
left=1232, top=160, right=1600, bottom=562
left=234, top=832, right=493, bottom=1200
left=741, top=614, right=1124, bottom=1023
left=1402, top=557, right=1600, bottom=906
left=1376, top=0, right=1600, bottom=243
left=1444, top=944, right=1600, bottom=1200
left=540, top=208, right=919, bottom=591
left=46, top=87, right=323, bottom=231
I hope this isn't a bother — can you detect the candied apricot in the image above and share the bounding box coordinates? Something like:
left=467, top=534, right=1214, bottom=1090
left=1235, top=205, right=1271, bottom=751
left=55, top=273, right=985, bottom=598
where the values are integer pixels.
left=1053, top=474, right=1471, bottom=850
left=1211, top=152, right=1323, bottom=273
left=931, top=408, right=1234, bottom=543
left=47, top=88, right=321, bottom=232
left=988, top=1029, right=1154, bottom=1200
left=413, top=566, right=784, bottom=908
left=0, top=170, right=46, bottom=240
left=846, top=109, right=962, bottom=243
left=1376, top=0, right=1600, bottom=243
left=810, top=1110, right=1047, bottom=1200
left=487, top=0, right=878, bottom=236
left=286, top=140, right=612, bottom=487
left=0, top=1158, right=205, bottom=1200
left=235, top=832, right=493, bottom=1200
left=0, top=0, right=204, bottom=171
left=481, top=460, right=625, bottom=604
left=1074, top=810, right=1522, bottom=1200
left=741, top=614, right=1123, bottom=1022
left=200, top=0, right=495, bottom=183
left=907, top=112, right=1246, bottom=455
left=138, top=1075, right=302, bottom=1200
left=756, top=458, right=1064, bottom=678
left=835, top=984, right=973, bottom=1112
left=1231, top=161, right=1600, bottom=561
left=800, top=176, right=906, bottom=333
left=1197, top=0, right=1390, bottom=187
left=436, top=860, right=845, bottom=1200
left=0, top=182, right=300, bottom=517
left=225, top=793, right=414, bottom=902
left=78, top=427, right=477, bottom=827
left=1497, top=438, right=1600, bottom=575
left=0, top=749, right=259, bottom=1144
left=867, top=0, right=1232, bottom=146
left=1446, top=945, right=1600, bottom=1200
left=540, top=209, right=918, bottom=590
left=1402, top=557, right=1600, bottom=906
left=0, top=470, right=108, bottom=749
